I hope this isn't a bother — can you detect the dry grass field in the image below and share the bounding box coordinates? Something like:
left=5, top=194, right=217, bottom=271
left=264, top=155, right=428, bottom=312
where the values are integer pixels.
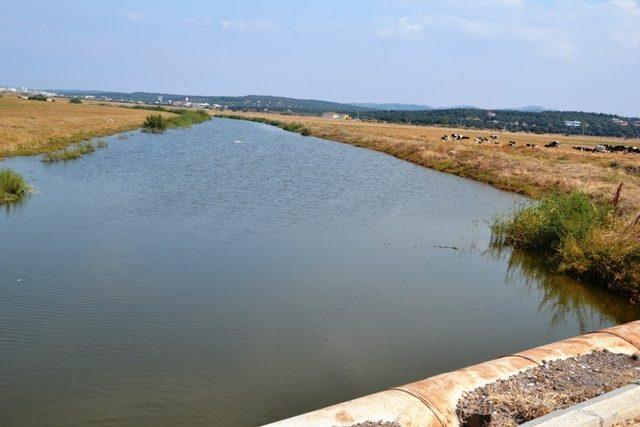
left=218, top=111, right=640, bottom=213
left=0, top=94, right=173, bottom=158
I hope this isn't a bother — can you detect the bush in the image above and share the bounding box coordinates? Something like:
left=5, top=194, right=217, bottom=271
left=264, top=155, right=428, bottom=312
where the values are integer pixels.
left=0, top=169, right=31, bottom=204
left=69, top=98, right=82, bottom=104
left=27, top=95, right=48, bottom=101
left=142, top=114, right=167, bottom=133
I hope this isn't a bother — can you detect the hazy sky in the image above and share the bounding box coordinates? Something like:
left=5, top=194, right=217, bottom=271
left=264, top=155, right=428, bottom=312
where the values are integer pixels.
left=2, top=0, right=639, bottom=116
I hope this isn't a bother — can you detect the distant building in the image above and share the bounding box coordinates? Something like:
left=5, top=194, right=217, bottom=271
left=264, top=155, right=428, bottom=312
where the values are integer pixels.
left=486, top=111, right=496, bottom=118
left=564, top=120, right=582, bottom=127
left=322, top=112, right=351, bottom=120
left=612, top=118, right=629, bottom=127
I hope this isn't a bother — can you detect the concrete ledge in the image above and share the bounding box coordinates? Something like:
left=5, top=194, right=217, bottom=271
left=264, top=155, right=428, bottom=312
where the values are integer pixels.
left=522, top=382, right=640, bottom=427
left=266, top=321, right=640, bottom=426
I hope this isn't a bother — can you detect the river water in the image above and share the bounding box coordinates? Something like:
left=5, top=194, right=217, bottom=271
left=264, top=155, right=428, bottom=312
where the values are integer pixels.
left=1, top=118, right=638, bottom=426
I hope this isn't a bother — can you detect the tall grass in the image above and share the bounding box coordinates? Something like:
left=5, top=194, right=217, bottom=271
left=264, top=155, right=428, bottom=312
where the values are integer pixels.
left=41, top=140, right=108, bottom=162
left=142, top=110, right=211, bottom=133
left=0, top=169, right=31, bottom=204
left=493, top=192, right=640, bottom=301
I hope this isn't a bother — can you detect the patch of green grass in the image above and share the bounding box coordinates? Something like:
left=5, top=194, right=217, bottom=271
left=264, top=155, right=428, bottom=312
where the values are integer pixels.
left=165, top=110, right=211, bottom=128
left=41, top=141, right=97, bottom=162
left=493, top=192, right=611, bottom=251
left=142, top=110, right=211, bottom=133
left=0, top=169, right=31, bottom=204
left=493, top=191, right=640, bottom=301
left=27, top=95, right=48, bottom=101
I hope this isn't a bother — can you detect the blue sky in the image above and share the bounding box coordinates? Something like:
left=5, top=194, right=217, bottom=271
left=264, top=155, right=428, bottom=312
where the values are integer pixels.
left=2, top=0, right=639, bottom=116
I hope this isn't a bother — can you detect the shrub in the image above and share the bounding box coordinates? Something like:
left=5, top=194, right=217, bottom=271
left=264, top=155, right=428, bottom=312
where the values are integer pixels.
left=27, top=95, right=48, bottom=101
left=0, top=169, right=31, bottom=203
left=142, top=114, right=167, bottom=133
left=69, top=98, right=82, bottom=104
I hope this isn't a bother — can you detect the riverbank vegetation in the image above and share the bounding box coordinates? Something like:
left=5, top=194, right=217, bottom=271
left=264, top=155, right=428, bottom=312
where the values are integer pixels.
left=216, top=113, right=311, bottom=136
left=42, top=141, right=97, bottom=162
left=493, top=191, right=640, bottom=301
left=217, top=112, right=640, bottom=299
left=142, top=109, right=211, bottom=133
left=0, top=169, right=31, bottom=204
left=27, top=95, right=49, bottom=101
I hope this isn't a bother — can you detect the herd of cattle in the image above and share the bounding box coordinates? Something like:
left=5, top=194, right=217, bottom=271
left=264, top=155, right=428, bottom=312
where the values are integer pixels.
left=440, top=133, right=640, bottom=155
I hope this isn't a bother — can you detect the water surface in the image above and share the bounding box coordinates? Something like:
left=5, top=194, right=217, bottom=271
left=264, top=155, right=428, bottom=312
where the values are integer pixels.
left=1, top=118, right=638, bottom=426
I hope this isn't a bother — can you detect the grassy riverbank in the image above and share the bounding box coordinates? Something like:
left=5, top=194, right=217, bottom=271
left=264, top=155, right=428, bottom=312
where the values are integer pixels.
left=493, top=192, right=640, bottom=301
left=216, top=111, right=640, bottom=300
left=0, top=94, right=174, bottom=158
left=0, top=169, right=31, bottom=204
left=142, top=109, right=211, bottom=133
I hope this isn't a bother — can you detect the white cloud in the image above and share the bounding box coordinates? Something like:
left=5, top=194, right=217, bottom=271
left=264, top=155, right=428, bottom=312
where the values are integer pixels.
left=376, top=16, right=428, bottom=40
left=219, top=20, right=277, bottom=31
left=611, top=0, right=640, bottom=16
left=124, top=12, right=142, bottom=21
left=375, top=0, right=640, bottom=58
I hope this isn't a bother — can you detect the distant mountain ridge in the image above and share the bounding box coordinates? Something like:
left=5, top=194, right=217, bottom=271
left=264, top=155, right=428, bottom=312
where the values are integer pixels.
left=47, top=89, right=638, bottom=137
left=53, top=90, right=370, bottom=114
left=352, top=103, right=432, bottom=111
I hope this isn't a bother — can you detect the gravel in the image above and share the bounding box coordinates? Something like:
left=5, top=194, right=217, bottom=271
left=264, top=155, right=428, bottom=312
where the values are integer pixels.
left=457, top=350, right=640, bottom=426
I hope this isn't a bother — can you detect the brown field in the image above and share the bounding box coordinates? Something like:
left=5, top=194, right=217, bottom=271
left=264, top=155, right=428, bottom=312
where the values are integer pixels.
left=0, top=94, right=173, bottom=158
left=217, top=111, right=640, bottom=213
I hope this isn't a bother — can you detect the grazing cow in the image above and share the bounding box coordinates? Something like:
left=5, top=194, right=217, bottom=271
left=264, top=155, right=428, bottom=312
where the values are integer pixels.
left=545, top=140, right=560, bottom=148
left=441, top=135, right=450, bottom=141
left=508, top=141, right=517, bottom=147
left=449, top=133, right=469, bottom=141
left=525, top=143, right=537, bottom=148
left=573, top=146, right=591, bottom=152
left=491, top=134, right=499, bottom=140
left=594, top=144, right=607, bottom=153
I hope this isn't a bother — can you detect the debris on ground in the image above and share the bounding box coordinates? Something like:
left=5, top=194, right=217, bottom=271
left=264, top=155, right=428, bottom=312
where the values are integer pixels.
left=457, top=350, right=640, bottom=426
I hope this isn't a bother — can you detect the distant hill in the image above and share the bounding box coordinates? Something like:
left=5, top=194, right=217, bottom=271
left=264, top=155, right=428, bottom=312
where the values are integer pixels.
left=53, top=90, right=370, bottom=114
left=50, top=89, right=639, bottom=137
left=352, top=103, right=432, bottom=111
left=358, top=108, right=640, bottom=138
left=507, top=106, right=547, bottom=113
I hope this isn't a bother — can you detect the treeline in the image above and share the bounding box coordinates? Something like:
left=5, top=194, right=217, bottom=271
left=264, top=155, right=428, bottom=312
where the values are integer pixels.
left=57, top=90, right=366, bottom=114
left=356, top=109, right=640, bottom=138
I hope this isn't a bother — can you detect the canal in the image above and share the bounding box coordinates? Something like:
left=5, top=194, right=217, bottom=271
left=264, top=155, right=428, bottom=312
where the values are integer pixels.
left=1, top=118, right=638, bottom=426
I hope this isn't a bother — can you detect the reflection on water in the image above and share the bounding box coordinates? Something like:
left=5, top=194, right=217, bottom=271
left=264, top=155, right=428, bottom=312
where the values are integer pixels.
left=1, top=118, right=638, bottom=426
left=486, top=243, right=640, bottom=332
